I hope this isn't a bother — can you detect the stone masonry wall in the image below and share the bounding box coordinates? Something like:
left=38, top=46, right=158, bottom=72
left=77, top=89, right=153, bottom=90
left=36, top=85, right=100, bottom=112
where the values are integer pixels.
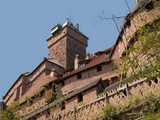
left=42, top=79, right=160, bottom=120
left=112, top=8, right=160, bottom=61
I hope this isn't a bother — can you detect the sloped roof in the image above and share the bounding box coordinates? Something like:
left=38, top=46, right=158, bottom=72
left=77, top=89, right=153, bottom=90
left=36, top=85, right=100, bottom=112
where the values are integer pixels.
left=3, top=58, right=64, bottom=100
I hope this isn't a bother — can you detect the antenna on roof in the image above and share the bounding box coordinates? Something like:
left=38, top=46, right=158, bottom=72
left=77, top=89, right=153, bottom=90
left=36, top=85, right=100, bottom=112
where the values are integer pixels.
left=63, top=17, right=73, bottom=27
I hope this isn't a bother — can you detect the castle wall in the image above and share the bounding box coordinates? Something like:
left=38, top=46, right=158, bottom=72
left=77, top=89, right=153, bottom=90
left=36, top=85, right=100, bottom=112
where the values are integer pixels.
left=65, top=97, right=78, bottom=110
left=4, top=77, right=23, bottom=106
left=112, top=8, right=160, bottom=61
left=83, top=87, right=97, bottom=104
left=62, top=63, right=117, bottom=95
left=42, top=79, right=160, bottom=120
left=21, top=71, right=57, bottom=102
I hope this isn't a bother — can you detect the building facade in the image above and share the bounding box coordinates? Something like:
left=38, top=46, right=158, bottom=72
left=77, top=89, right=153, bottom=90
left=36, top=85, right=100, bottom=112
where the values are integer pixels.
left=2, top=1, right=160, bottom=119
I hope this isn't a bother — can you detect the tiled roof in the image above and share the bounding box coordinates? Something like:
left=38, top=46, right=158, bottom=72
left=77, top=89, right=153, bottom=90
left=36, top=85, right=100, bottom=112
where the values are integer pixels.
left=63, top=48, right=112, bottom=79
left=3, top=58, right=64, bottom=100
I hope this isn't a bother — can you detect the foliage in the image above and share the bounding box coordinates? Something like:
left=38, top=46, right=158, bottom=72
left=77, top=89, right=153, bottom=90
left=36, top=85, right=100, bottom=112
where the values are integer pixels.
left=142, top=100, right=160, bottom=119
left=120, top=18, right=160, bottom=83
left=0, top=102, right=20, bottom=120
left=45, top=83, right=64, bottom=106
left=142, top=113, right=160, bottom=120
left=137, top=0, right=160, bottom=12
left=99, top=104, right=118, bottom=120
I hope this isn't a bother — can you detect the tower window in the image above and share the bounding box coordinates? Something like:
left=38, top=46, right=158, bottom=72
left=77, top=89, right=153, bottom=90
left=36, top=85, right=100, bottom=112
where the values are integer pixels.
left=77, top=93, right=83, bottom=103
left=97, top=65, right=102, bottom=72
left=77, top=73, right=82, bottom=79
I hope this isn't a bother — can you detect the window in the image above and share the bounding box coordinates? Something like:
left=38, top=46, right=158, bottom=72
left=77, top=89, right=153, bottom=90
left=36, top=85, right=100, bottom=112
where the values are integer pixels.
left=103, top=80, right=109, bottom=87
left=111, top=76, right=119, bottom=82
left=61, top=80, right=65, bottom=86
left=77, top=73, right=82, bottom=79
left=61, top=102, right=65, bottom=110
left=148, top=81, right=152, bottom=86
left=77, top=93, right=83, bottom=103
left=97, top=65, right=102, bottom=72
left=126, top=19, right=131, bottom=27
left=154, top=78, right=158, bottom=84
left=97, top=84, right=104, bottom=95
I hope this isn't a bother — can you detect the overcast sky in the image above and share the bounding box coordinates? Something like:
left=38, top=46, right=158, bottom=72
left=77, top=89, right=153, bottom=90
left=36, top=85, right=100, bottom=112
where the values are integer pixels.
left=0, top=0, right=135, bottom=100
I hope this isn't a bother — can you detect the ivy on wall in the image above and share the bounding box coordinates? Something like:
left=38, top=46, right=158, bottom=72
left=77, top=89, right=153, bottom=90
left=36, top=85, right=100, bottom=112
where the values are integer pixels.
left=120, top=18, right=160, bottom=83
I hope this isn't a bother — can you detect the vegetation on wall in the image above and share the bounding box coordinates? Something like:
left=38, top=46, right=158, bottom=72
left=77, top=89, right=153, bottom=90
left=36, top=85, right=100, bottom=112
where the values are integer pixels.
left=120, top=18, right=160, bottom=83
left=0, top=102, right=20, bottom=120
left=95, top=8, right=160, bottom=120
left=45, top=83, right=64, bottom=106
left=137, top=0, right=160, bottom=12
left=95, top=93, right=160, bottom=120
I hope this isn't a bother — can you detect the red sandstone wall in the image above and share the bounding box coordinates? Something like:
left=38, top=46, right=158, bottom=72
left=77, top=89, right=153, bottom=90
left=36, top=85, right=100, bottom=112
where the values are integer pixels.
left=21, top=71, right=57, bottom=101
left=65, top=97, right=78, bottom=110
left=83, top=87, right=97, bottom=104
left=112, top=8, right=160, bottom=61
left=62, top=63, right=116, bottom=95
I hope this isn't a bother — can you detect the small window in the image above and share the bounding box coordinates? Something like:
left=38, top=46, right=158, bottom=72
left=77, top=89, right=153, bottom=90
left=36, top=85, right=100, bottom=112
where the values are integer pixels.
left=77, top=93, right=83, bottom=103
left=97, top=65, right=102, bottom=72
left=103, top=80, right=109, bottom=87
left=77, top=73, right=82, bottom=79
left=61, top=102, right=65, bottom=110
left=154, top=78, right=158, bottom=84
left=111, top=76, right=119, bottom=83
left=61, top=80, right=65, bottom=86
left=148, top=81, right=152, bottom=86
left=125, top=18, right=131, bottom=27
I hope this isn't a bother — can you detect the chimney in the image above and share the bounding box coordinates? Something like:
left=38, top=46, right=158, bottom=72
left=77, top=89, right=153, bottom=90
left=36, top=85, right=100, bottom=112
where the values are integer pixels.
left=74, top=54, right=80, bottom=70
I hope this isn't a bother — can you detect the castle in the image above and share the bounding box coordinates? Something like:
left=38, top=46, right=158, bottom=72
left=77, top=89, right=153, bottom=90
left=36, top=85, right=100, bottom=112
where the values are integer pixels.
left=2, top=0, right=160, bottom=119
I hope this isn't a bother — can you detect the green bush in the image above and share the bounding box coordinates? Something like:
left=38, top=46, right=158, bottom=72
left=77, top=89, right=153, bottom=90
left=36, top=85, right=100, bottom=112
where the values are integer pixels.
left=100, top=104, right=117, bottom=120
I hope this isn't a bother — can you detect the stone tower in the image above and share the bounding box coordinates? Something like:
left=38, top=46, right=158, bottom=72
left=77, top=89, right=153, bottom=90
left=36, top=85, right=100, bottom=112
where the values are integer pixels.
left=47, top=21, right=88, bottom=71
